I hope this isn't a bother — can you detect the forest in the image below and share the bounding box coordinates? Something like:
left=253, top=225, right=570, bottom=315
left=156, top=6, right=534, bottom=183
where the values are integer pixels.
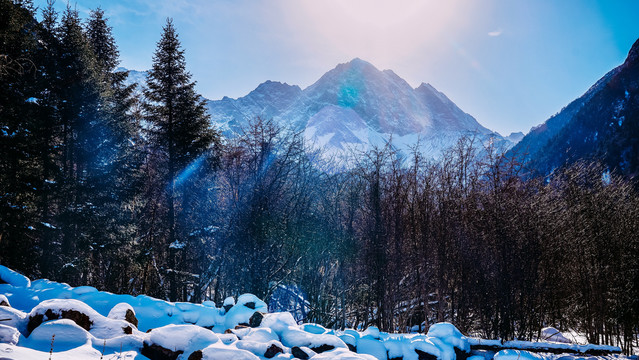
left=1, top=0, right=638, bottom=354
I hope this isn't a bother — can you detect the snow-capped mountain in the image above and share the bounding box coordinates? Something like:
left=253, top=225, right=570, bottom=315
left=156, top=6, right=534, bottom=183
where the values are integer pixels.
left=207, top=80, right=302, bottom=135
left=121, top=59, right=514, bottom=160
left=206, top=58, right=510, bottom=160
left=504, top=132, right=525, bottom=144
left=509, top=38, right=639, bottom=177
left=118, top=67, right=147, bottom=89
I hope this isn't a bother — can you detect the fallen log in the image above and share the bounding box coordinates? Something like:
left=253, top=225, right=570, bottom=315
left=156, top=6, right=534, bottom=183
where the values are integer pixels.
left=469, top=338, right=622, bottom=356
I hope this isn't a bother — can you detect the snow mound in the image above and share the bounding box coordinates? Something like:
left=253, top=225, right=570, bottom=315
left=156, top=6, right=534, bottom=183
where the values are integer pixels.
left=0, top=294, right=10, bottom=307
left=540, top=327, right=572, bottom=343
left=0, top=323, right=20, bottom=345
left=20, top=318, right=92, bottom=352
left=427, top=322, right=470, bottom=352
left=235, top=339, right=286, bottom=358
left=0, top=265, right=31, bottom=287
left=281, top=326, right=348, bottom=353
left=107, top=302, right=138, bottom=327
left=0, top=305, right=28, bottom=333
left=198, top=343, right=261, bottom=360
left=356, top=336, right=387, bottom=359
left=144, top=324, right=219, bottom=358
left=0, top=266, right=625, bottom=360
left=494, top=349, right=547, bottom=360
left=310, top=347, right=378, bottom=359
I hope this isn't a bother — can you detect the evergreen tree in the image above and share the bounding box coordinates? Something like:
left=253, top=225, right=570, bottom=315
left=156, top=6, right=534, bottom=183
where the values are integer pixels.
left=0, top=0, right=40, bottom=272
left=143, top=18, right=218, bottom=301
left=84, top=8, right=143, bottom=291
left=32, top=0, right=64, bottom=279
left=54, top=5, right=103, bottom=284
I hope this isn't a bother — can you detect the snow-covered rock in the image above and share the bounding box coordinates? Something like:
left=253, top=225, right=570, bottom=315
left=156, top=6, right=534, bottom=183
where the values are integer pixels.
left=107, top=302, right=139, bottom=327
left=0, top=266, right=625, bottom=360
left=494, top=349, right=546, bottom=360
left=0, top=306, right=27, bottom=334
left=0, top=294, right=10, bottom=307
left=426, top=322, right=470, bottom=353
left=236, top=339, right=285, bottom=358
left=0, top=324, right=20, bottom=345
left=197, top=343, right=261, bottom=360
left=310, top=347, right=378, bottom=359
left=20, top=319, right=92, bottom=352
left=0, top=265, right=31, bottom=288
left=280, top=326, right=347, bottom=353
left=540, top=327, right=572, bottom=343
left=143, top=324, right=219, bottom=359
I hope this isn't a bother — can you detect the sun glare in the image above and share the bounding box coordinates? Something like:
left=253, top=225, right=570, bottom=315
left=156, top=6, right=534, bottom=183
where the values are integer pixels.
left=278, top=0, right=478, bottom=67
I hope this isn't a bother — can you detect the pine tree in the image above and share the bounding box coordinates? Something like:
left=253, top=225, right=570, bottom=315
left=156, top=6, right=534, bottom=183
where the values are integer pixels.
left=32, top=0, right=64, bottom=279
left=0, top=0, right=41, bottom=272
left=143, top=18, right=218, bottom=301
left=54, top=5, right=103, bottom=284
left=84, top=8, right=143, bottom=291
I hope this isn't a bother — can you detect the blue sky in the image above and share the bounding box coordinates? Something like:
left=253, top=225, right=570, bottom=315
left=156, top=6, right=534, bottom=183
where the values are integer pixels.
left=35, top=0, right=639, bottom=135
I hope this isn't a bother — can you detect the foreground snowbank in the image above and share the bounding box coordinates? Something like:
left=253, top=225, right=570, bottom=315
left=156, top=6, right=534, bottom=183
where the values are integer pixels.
left=0, top=265, right=627, bottom=360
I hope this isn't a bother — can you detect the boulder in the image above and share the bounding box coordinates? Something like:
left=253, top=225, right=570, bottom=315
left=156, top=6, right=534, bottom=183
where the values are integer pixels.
left=107, top=303, right=139, bottom=327
left=27, top=307, right=92, bottom=334
left=291, top=346, right=316, bottom=359
left=141, top=342, right=183, bottom=360
left=249, top=311, right=265, bottom=327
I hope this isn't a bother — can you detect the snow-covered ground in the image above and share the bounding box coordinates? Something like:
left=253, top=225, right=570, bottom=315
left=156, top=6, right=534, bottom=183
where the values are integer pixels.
left=0, top=265, right=629, bottom=360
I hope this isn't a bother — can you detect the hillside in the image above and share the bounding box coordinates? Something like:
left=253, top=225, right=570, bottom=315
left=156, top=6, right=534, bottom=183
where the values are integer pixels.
left=510, top=39, right=639, bottom=177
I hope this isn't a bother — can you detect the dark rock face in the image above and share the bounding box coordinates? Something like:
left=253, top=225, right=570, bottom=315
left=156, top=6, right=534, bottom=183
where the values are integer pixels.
left=347, top=343, right=357, bottom=352
left=416, top=349, right=438, bottom=360
left=264, top=343, right=284, bottom=358
left=291, top=346, right=311, bottom=359
left=125, top=309, right=138, bottom=327
left=0, top=299, right=9, bottom=307
left=244, top=301, right=256, bottom=310
left=187, top=350, right=203, bottom=360
left=27, top=308, right=93, bottom=334
left=141, top=342, right=184, bottom=360
left=454, top=347, right=470, bottom=360
left=249, top=311, right=264, bottom=327
left=310, top=344, right=335, bottom=353
left=123, top=325, right=133, bottom=334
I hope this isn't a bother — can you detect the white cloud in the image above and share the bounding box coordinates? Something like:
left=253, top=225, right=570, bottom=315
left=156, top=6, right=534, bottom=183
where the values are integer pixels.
left=488, top=29, right=503, bottom=37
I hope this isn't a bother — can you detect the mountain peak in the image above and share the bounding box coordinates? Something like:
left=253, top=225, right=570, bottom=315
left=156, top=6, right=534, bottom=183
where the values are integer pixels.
left=252, top=80, right=301, bottom=94
left=331, top=58, right=379, bottom=75
left=347, top=57, right=374, bottom=67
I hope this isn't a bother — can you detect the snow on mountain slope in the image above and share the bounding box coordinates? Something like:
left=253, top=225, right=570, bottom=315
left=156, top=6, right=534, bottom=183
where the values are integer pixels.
left=505, top=132, right=525, bottom=144
left=303, top=105, right=388, bottom=158
left=284, top=58, right=434, bottom=136
left=118, top=67, right=147, bottom=90
left=122, top=59, right=514, bottom=161
left=207, top=80, right=302, bottom=136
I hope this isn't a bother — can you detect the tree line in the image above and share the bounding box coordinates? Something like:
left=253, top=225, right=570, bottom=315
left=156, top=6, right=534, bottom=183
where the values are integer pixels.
left=1, top=0, right=638, bottom=353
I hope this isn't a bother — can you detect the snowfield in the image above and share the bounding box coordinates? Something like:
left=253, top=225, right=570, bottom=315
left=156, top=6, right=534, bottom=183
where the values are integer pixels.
left=0, top=265, right=628, bottom=360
